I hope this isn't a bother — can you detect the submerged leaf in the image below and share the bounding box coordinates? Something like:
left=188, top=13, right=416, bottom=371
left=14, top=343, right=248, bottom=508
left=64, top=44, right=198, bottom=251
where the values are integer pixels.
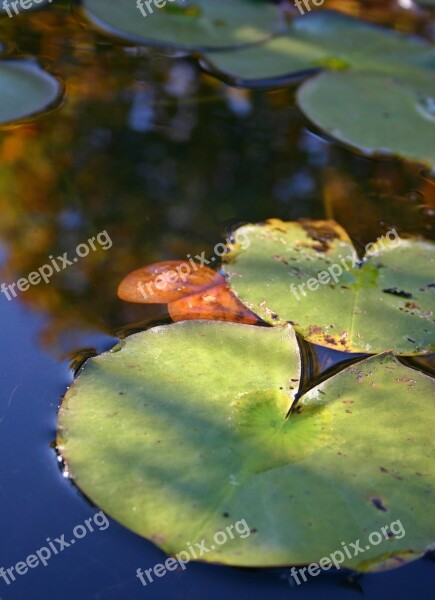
left=223, top=219, right=435, bottom=355
left=58, top=327, right=435, bottom=570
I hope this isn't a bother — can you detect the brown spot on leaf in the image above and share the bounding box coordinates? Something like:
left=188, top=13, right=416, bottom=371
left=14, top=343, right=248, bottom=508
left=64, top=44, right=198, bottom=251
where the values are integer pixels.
left=299, top=219, right=345, bottom=253
left=309, top=325, right=324, bottom=335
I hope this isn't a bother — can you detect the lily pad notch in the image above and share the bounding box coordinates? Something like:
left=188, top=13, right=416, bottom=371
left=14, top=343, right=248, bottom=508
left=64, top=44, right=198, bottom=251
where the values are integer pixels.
left=58, top=321, right=435, bottom=570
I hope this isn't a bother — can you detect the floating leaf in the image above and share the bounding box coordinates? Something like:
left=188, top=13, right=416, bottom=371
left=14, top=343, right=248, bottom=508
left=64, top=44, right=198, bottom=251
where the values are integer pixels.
left=81, top=0, right=281, bottom=51
left=0, top=59, right=62, bottom=125
left=0, top=0, right=53, bottom=16
left=168, top=284, right=260, bottom=324
left=297, top=70, right=435, bottom=167
left=202, top=11, right=434, bottom=86
left=117, top=260, right=225, bottom=304
left=203, top=11, right=435, bottom=167
left=118, top=260, right=259, bottom=324
left=223, top=219, right=435, bottom=355
left=58, top=321, right=300, bottom=563
left=58, top=327, right=435, bottom=569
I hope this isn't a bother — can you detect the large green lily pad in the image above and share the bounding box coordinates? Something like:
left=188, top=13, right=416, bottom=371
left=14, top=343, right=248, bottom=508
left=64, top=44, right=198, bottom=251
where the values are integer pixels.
left=0, top=59, right=62, bottom=125
left=58, top=322, right=435, bottom=570
left=223, top=219, right=435, bottom=355
left=58, top=321, right=301, bottom=564
left=203, top=11, right=435, bottom=167
left=81, top=0, right=281, bottom=51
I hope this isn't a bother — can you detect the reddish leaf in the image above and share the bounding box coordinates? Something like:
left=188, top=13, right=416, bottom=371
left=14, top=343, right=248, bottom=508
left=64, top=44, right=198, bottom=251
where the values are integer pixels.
left=168, top=284, right=260, bottom=325
left=118, top=260, right=225, bottom=304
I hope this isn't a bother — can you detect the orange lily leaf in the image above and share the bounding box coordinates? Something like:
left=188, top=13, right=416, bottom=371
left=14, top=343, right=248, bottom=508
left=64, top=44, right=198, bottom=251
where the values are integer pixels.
left=117, top=260, right=225, bottom=304
left=168, top=284, right=260, bottom=325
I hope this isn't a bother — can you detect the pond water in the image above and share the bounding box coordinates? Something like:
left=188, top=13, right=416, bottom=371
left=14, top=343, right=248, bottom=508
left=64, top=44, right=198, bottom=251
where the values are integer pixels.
left=0, top=1, right=434, bottom=599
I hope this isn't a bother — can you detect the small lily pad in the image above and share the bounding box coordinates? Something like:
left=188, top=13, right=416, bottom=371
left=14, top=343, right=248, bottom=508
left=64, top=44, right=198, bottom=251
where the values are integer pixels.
left=203, top=11, right=435, bottom=167
left=81, top=0, right=282, bottom=50
left=298, top=70, right=435, bottom=167
left=58, top=326, right=435, bottom=569
left=0, top=59, right=62, bottom=125
left=223, top=219, right=435, bottom=355
left=0, top=0, right=53, bottom=16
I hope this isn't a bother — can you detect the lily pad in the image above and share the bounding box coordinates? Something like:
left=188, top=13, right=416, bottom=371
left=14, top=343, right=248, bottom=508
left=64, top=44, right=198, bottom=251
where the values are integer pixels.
left=203, top=11, right=435, bottom=167
left=58, top=321, right=300, bottom=562
left=58, top=325, right=435, bottom=569
left=0, top=59, right=62, bottom=125
left=223, top=219, right=435, bottom=355
left=202, top=11, right=434, bottom=86
left=81, top=0, right=281, bottom=51
left=298, top=70, right=435, bottom=167
left=0, top=0, right=53, bottom=16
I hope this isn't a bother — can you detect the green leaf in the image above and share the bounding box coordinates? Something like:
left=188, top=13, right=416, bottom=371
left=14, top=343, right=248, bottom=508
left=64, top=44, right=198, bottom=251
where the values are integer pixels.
left=0, top=59, right=62, bottom=125
left=0, top=0, right=52, bottom=16
left=58, top=327, right=435, bottom=570
left=202, top=10, right=435, bottom=166
left=202, top=10, right=434, bottom=85
left=58, top=321, right=301, bottom=563
left=81, top=0, right=281, bottom=51
left=298, top=70, right=435, bottom=168
left=223, top=219, right=435, bottom=355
